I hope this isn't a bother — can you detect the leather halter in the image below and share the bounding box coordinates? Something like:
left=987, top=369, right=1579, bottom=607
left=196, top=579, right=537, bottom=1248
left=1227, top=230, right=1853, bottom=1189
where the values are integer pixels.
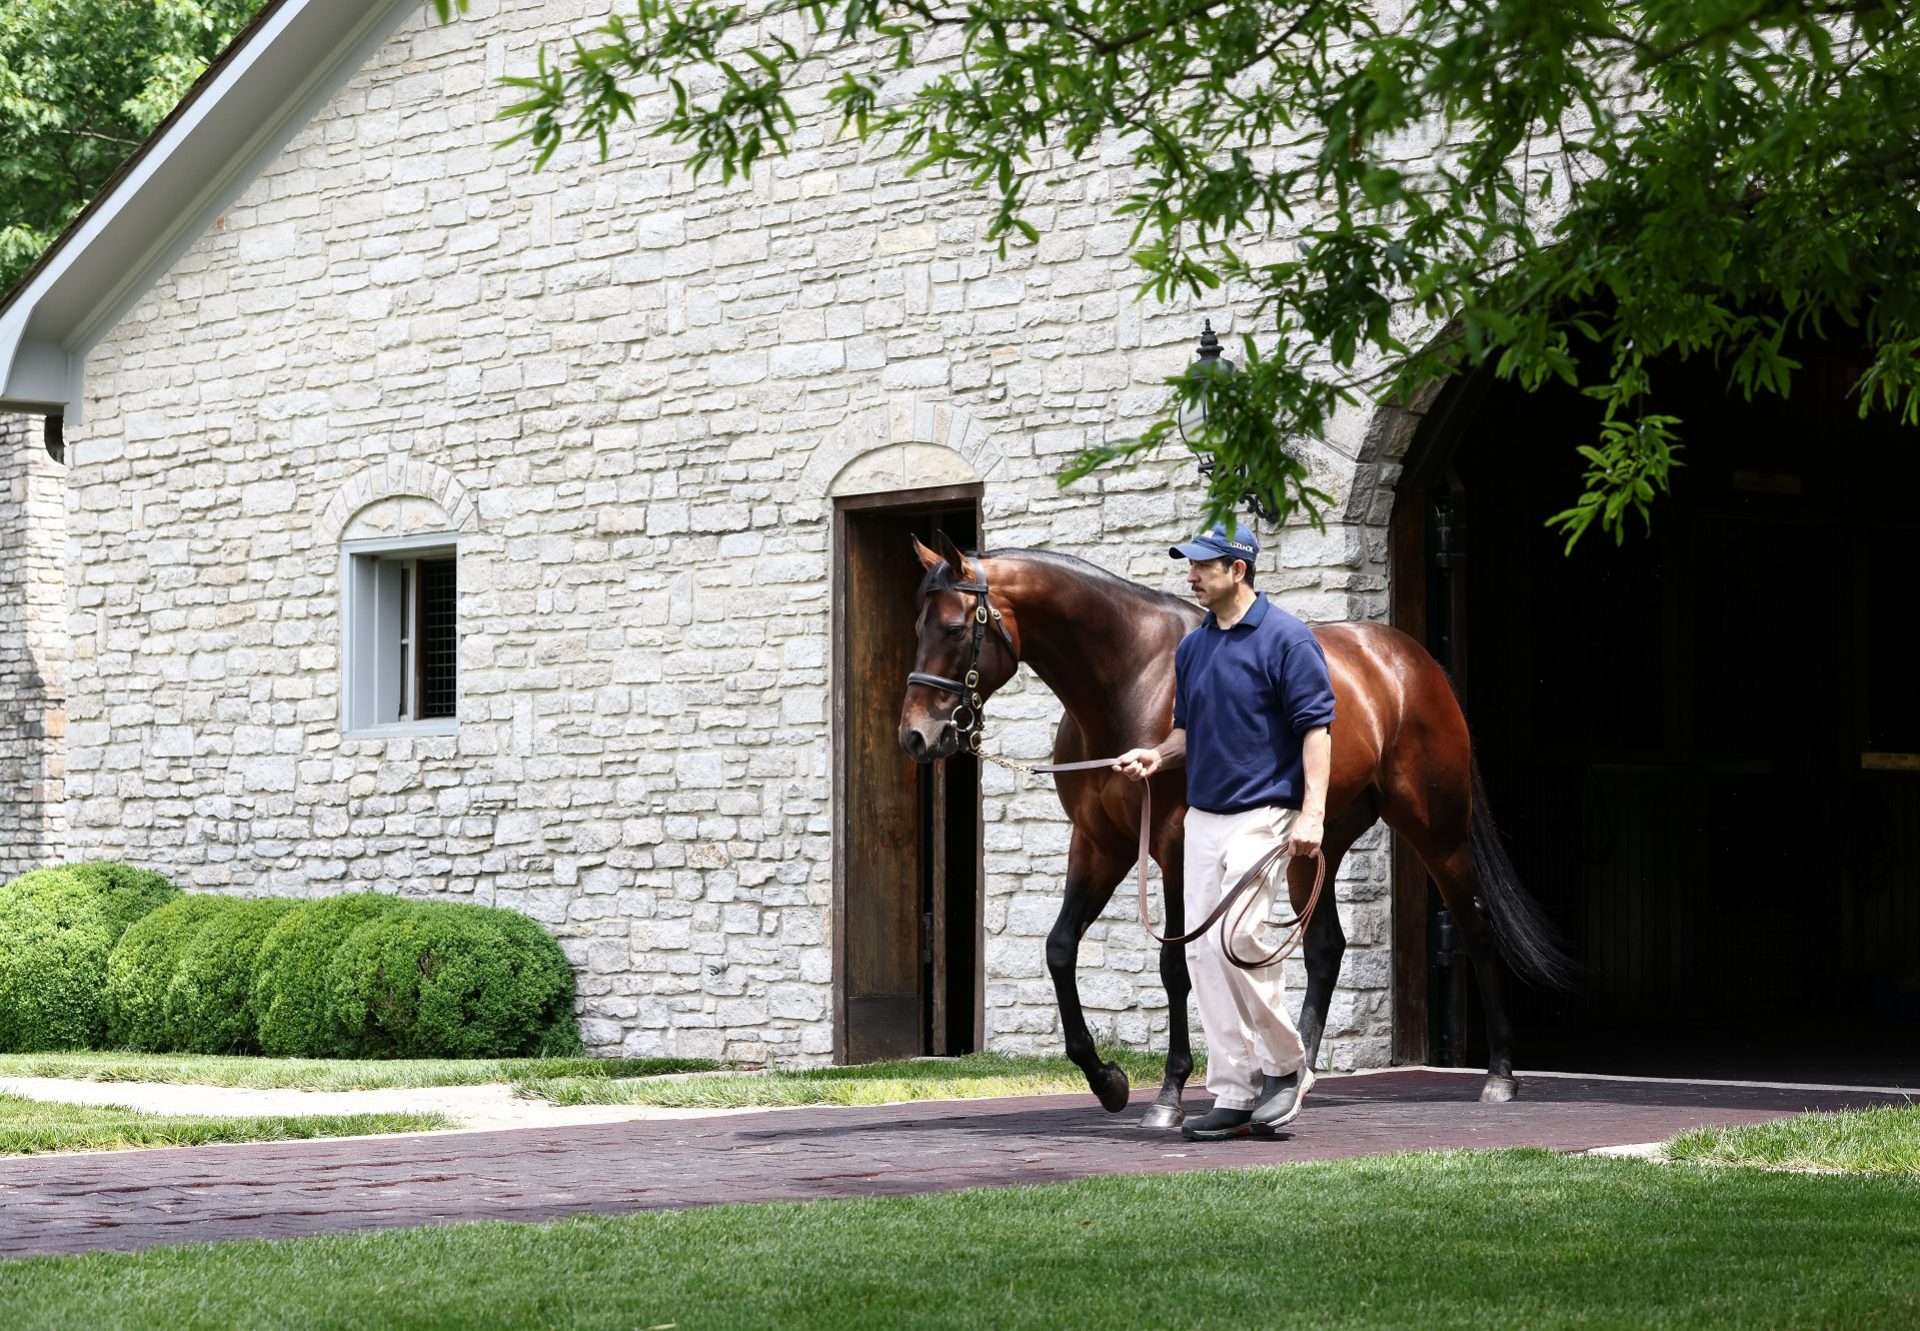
left=906, top=567, right=1018, bottom=753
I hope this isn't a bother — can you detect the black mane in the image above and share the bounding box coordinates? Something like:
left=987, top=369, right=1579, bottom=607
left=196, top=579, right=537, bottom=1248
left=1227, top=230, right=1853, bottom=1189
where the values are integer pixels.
left=919, top=546, right=1194, bottom=617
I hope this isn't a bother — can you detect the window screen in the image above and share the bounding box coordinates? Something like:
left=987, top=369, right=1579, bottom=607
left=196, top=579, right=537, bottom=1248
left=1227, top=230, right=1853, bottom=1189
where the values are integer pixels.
left=415, top=557, right=457, bottom=720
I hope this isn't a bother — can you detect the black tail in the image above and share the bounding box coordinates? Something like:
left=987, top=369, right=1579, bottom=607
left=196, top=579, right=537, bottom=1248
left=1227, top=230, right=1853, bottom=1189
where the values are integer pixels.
left=1468, top=757, right=1574, bottom=990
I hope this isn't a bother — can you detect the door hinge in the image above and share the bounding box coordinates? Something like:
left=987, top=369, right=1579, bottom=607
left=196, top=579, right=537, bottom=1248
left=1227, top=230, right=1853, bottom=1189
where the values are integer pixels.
left=1434, top=497, right=1465, bottom=570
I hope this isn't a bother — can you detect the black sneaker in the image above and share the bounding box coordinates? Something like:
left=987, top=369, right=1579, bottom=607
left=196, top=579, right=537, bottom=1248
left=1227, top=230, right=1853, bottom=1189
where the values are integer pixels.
left=1180, top=1106, right=1261, bottom=1140
left=1251, top=1067, right=1316, bottom=1130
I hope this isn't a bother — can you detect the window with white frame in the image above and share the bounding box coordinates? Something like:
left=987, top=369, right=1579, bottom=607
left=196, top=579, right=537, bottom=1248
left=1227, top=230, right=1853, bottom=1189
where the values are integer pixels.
left=341, top=534, right=458, bottom=734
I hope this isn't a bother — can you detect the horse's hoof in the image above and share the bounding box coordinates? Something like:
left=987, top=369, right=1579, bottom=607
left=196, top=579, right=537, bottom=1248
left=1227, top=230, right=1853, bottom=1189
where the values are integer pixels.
left=1139, top=1102, right=1185, bottom=1131
left=1091, top=1062, right=1131, bottom=1114
left=1480, top=1075, right=1519, bottom=1104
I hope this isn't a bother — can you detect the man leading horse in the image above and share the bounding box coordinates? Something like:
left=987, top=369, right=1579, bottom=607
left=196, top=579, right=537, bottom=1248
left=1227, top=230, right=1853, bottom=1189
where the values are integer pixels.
left=899, top=528, right=1566, bottom=1126
left=1114, top=521, right=1334, bottom=1140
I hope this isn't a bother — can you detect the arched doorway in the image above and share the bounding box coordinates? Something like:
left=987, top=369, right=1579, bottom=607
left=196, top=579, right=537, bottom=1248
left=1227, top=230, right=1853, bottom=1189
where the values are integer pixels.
left=1391, top=346, right=1920, bottom=1083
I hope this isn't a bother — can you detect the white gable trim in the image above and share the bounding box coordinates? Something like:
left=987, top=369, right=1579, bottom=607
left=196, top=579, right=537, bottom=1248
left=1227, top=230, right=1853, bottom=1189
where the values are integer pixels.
left=0, top=0, right=416, bottom=425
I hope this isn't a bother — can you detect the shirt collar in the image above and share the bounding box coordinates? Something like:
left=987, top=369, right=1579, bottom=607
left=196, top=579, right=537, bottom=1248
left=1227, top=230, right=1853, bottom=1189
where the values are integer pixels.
left=1206, top=591, right=1269, bottom=631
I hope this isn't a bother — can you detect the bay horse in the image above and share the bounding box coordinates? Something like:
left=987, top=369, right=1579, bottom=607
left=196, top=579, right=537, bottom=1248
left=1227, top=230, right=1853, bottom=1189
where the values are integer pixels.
left=897, top=532, right=1566, bottom=1125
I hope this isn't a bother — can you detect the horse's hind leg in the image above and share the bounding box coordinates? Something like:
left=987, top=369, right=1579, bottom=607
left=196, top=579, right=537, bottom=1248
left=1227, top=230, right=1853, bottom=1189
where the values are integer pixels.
left=1289, top=801, right=1378, bottom=1070
left=1047, top=832, right=1133, bottom=1113
left=1141, top=847, right=1193, bottom=1130
left=1422, top=840, right=1520, bottom=1103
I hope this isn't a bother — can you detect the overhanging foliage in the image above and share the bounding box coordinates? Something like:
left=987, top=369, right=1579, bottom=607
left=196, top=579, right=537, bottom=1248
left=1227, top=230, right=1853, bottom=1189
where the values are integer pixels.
left=437, top=0, right=1920, bottom=545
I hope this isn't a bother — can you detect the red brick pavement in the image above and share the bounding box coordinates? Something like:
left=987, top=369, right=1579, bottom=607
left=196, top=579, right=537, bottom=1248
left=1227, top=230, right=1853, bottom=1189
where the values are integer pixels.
left=0, top=1070, right=1905, bottom=1259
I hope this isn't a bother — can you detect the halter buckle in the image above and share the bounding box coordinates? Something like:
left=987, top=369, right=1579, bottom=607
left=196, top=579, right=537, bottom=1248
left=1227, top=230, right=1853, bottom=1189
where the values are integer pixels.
left=975, top=605, right=988, bottom=624
left=964, top=669, right=979, bottom=690
left=968, top=730, right=983, bottom=752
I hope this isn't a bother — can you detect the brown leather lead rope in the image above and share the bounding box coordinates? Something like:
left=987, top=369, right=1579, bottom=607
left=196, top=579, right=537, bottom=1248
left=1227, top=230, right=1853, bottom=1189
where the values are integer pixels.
left=1221, top=839, right=1326, bottom=970
left=1019, top=757, right=1325, bottom=971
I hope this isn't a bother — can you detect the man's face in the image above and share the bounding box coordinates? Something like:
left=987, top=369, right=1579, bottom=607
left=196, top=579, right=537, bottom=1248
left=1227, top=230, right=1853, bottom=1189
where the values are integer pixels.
left=1187, top=556, right=1243, bottom=611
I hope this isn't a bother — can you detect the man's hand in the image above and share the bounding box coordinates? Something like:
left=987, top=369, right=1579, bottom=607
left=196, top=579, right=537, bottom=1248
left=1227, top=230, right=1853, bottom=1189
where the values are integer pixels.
left=1113, top=748, right=1162, bottom=781
left=1288, top=811, right=1325, bottom=859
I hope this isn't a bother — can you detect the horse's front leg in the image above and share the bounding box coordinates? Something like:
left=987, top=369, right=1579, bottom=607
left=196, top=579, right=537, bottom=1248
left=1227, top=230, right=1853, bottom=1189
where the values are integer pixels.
left=1046, top=834, right=1133, bottom=1113
left=1141, top=845, right=1192, bottom=1130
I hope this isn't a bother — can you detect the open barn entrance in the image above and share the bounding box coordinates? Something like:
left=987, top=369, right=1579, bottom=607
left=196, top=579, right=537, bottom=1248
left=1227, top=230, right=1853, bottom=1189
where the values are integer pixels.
left=834, top=486, right=983, bottom=1063
left=1392, top=346, right=1920, bottom=1085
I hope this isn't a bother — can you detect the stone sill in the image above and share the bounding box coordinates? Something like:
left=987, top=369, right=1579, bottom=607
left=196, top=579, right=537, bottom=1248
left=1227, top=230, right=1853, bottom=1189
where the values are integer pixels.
left=342, top=719, right=459, bottom=740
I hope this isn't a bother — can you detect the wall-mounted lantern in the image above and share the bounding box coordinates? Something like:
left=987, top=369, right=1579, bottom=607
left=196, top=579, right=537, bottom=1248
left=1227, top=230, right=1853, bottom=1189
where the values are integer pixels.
left=1178, top=321, right=1277, bottom=524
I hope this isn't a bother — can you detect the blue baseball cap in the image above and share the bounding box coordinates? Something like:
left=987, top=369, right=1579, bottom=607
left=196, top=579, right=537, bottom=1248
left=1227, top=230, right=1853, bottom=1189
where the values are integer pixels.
left=1170, top=522, right=1259, bottom=562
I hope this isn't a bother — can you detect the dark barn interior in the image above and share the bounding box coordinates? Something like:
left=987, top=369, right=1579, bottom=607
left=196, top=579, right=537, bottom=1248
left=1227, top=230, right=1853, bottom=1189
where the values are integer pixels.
left=1396, top=344, right=1920, bottom=1085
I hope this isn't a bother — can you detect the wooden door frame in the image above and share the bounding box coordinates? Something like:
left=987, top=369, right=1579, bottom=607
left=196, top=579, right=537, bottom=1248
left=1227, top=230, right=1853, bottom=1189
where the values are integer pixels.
left=1388, top=494, right=1431, bottom=1065
left=830, top=483, right=987, bottom=1063
left=1387, top=370, right=1492, bottom=1065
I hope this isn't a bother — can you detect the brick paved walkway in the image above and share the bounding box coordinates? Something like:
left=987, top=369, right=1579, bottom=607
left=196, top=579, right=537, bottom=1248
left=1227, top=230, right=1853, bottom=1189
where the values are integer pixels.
left=1, top=1069, right=1905, bottom=1259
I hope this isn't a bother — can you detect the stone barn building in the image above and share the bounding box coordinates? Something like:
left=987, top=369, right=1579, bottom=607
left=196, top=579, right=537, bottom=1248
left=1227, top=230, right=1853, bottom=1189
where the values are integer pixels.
left=4, top=0, right=1916, bottom=1080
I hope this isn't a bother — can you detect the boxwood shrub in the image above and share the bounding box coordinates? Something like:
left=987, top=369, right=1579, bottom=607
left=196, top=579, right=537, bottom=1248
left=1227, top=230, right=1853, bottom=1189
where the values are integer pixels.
left=0, top=862, right=181, bottom=1051
left=252, top=893, right=408, bottom=1057
left=105, top=894, right=243, bottom=1050
left=162, top=897, right=301, bottom=1054
left=329, top=901, right=580, bottom=1058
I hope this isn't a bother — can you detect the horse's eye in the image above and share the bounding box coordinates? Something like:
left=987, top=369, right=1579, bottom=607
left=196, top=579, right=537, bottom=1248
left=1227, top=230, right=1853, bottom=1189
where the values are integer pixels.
left=944, top=623, right=967, bottom=639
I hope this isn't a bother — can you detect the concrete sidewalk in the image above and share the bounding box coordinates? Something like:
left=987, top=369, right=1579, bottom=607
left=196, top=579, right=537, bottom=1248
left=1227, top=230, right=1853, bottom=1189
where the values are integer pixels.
left=1, top=1068, right=1905, bottom=1260
left=0, top=1074, right=729, bottom=1133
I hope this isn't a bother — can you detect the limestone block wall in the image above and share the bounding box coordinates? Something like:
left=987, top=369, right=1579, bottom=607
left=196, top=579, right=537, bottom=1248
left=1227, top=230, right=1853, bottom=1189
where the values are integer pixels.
left=0, top=414, right=67, bottom=879
left=60, top=0, right=1398, bottom=1067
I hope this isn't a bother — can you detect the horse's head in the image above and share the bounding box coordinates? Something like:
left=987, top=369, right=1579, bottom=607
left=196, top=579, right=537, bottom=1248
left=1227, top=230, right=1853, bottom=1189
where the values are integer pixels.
left=898, top=533, right=1021, bottom=763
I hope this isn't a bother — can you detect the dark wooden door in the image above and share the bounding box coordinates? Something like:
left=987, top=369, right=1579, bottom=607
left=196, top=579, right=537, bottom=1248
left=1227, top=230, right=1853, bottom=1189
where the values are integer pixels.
left=836, top=491, right=982, bottom=1063
left=841, top=506, right=929, bottom=1061
left=1389, top=477, right=1474, bottom=1064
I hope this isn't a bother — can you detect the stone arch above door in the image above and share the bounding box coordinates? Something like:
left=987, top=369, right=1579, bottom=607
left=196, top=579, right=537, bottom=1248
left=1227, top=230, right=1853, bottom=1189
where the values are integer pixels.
left=801, top=399, right=1003, bottom=501
left=1333, top=378, right=1454, bottom=526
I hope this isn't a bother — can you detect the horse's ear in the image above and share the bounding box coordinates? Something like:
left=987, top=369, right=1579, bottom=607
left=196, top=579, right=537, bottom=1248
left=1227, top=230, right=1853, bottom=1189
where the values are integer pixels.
left=911, top=534, right=944, bottom=575
left=934, top=530, right=977, bottom=581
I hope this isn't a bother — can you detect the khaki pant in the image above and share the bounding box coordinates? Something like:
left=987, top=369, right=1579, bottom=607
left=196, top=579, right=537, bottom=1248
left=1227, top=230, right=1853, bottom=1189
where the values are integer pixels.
left=1183, top=805, right=1307, bottom=1109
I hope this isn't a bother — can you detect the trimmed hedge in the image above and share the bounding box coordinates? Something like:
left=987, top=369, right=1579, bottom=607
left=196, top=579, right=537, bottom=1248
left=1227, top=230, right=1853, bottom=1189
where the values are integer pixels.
left=105, top=895, right=242, bottom=1051
left=0, top=862, right=181, bottom=1052
left=329, top=901, right=581, bottom=1059
left=163, top=898, right=301, bottom=1054
left=252, top=894, right=408, bottom=1057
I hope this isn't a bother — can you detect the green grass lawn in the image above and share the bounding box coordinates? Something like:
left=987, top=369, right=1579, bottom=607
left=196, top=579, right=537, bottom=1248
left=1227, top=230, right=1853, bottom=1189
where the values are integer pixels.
left=1, top=1150, right=1915, bottom=1329
left=515, top=1050, right=1189, bottom=1106
left=0, top=1093, right=448, bottom=1157
left=1667, top=1104, right=1920, bottom=1177
left=0, top=1051, right=717, bottom=1091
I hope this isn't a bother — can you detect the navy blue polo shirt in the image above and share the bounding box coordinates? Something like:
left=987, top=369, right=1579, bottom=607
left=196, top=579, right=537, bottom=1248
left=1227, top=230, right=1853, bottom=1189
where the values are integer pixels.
left=1173, top=593, right=1337, bottom=813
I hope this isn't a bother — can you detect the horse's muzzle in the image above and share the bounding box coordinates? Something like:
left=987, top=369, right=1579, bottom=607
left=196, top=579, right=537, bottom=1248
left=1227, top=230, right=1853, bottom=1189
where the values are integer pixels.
left=899, top=719, right=959, bottom=763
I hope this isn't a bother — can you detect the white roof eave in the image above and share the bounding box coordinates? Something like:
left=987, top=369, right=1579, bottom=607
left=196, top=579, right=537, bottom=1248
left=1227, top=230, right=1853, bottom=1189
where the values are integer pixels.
left=0, top=0, right=419, bottom=426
